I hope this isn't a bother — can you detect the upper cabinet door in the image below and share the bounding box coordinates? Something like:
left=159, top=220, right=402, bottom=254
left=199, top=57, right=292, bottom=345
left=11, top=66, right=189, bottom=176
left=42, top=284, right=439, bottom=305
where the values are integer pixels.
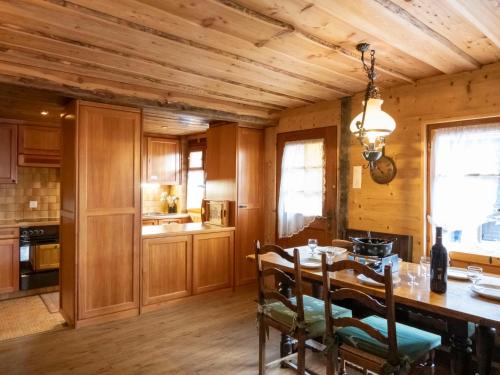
left=146, top=137, right=181, bottom=185
left=18, top=125, right=61, bottom=167
left=0, top=124, right=18, bottom=183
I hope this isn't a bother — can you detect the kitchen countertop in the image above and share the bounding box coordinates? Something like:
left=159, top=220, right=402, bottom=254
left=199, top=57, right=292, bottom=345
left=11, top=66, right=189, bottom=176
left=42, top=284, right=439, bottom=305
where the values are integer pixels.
left=0, top=218, right=60, bottom=228
left=142, top=222, right=235, bottom=238
left=142, top=213, right=191, bottom=220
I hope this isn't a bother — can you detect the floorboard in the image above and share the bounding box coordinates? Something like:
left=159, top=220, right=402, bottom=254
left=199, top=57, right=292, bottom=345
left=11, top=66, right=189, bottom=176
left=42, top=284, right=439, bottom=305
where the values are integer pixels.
left=0, top=285, right=451, bottom=374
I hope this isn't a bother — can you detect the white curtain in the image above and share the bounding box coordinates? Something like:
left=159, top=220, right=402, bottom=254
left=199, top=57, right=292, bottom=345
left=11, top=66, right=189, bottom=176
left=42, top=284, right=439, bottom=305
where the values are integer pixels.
left=278, top=139, right=325, bottom=238
left=430, top=123, right=500, bottom=241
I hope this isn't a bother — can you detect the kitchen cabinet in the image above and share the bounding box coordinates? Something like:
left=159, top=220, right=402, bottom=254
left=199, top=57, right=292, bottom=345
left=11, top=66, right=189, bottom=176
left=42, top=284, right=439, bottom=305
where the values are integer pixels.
left=142, top=217, right=191, bottom=226
left=18, top=125, right=61, bottom=167
left=205, top=124, right=264, bottom=286
left=192, top=231, right=234, bottom=294
left=0, top=124, right=18, bottom=183
left=142, top=235, right=192, bottom=306
left=60, top=101, right=141, bottom=327
left=145, top=137, right=181, bottom=185
left=141, top=225, right=235, bottom=310
left=0, top=227, right=20, bottom=294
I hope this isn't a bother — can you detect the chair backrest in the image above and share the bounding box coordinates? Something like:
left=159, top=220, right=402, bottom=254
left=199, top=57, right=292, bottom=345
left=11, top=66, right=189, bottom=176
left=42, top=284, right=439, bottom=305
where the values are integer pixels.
left=331, top=239, right=353, bottom=252
left=255, top=240, right=304, bottom=324
left=321, top=255, right=398, bottom=365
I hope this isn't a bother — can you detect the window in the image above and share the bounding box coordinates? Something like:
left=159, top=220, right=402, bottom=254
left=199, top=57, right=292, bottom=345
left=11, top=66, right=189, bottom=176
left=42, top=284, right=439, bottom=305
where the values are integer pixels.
left=186, top=150, right=205, bottom=210
left=277, top=139, right=325, bottom=238
left=429, top=121, right=500, bottom=253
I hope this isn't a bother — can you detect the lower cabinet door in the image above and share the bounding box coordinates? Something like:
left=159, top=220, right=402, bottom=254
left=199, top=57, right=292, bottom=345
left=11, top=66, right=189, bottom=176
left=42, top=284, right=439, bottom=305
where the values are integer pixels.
left=0, top=238, right=19, bottom=294
left=193, top=231, right=234, bottom=294
left=142, top=235, right=192, bottom=305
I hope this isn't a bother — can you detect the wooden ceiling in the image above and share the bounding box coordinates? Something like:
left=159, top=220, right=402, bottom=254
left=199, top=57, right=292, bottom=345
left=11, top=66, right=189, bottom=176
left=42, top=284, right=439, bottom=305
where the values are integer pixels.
left=0, top=0, right=499, bottom=129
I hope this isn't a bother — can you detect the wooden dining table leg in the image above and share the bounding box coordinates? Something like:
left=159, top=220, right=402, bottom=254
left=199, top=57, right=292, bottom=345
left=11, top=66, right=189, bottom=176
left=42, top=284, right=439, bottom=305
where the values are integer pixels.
left=476, top=325, right=495, bottom=375
left=448, top=319, right=472, bottom=375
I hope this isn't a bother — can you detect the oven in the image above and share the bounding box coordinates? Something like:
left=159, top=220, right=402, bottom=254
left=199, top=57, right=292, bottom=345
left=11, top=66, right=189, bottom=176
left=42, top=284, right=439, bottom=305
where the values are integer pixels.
left=19, top=225, right=60, bottom=290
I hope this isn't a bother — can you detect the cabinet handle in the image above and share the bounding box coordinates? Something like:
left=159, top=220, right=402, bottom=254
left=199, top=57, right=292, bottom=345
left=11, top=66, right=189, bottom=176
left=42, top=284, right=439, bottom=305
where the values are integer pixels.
left=238, top=204, right=247, bottom=208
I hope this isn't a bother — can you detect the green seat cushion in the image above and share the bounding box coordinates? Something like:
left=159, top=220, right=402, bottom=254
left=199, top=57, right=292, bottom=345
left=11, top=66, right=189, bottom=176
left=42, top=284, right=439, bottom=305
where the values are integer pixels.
left=337, top=315, right=441, bottom=363
left=266, top=295, right=352, bottom=338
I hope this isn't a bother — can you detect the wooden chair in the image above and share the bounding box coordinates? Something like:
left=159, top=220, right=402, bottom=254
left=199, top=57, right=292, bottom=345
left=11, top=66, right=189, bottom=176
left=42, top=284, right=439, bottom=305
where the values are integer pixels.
left=255, top=241, right=351, bottom=374
left=320, top=255, right=441, bottom=374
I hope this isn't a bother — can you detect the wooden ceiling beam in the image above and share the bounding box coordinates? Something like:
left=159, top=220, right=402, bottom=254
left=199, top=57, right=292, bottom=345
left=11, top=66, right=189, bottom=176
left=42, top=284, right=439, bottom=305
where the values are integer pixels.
left=46, top=0, right=351, bottom=97
left=0, top=25, right=318, bottom=106
left=215, top=0, right=415, bottom=84
left=372, top=0, right=480, bottom=67
left=446, top=0, right=500, bottom=49
left=311, top=0, right=479, bottom=74
left=0, top=1, right=335, bottom=103
left=0, top=62, right=277, bottom=125
left=0, top=42, right=288, bottom=111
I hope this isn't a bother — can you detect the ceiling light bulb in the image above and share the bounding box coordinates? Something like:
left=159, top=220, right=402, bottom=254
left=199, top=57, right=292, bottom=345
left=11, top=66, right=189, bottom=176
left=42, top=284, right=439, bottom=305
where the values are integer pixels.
left=40, top=111, right=49, bottom=116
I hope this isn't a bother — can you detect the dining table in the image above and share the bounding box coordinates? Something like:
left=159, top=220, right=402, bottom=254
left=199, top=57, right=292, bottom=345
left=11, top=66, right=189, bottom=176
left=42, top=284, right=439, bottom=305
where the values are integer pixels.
left=247, top=247, right=500, bottom=375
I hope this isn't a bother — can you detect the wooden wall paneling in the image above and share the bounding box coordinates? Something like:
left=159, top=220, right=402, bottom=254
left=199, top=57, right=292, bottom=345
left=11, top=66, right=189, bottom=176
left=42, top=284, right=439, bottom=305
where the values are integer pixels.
left=192, top=231, right=234, bottom=294
left=272, top=62, right=500, bottom=263
left=142, top=235, right=192, bottom=306
left=236, top=127, right=264, bottom=285
left=0, top=123, right=17, bottom=183
left=77, top=101, right=141, bottom=321
left=0, top=229, right=19, bottom=294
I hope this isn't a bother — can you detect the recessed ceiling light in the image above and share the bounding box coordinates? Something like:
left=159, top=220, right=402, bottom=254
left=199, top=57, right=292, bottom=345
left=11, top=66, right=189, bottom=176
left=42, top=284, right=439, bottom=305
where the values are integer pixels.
left=40, top=111, right=49, bottom=116
left=162, top=126, right=168, bottom=129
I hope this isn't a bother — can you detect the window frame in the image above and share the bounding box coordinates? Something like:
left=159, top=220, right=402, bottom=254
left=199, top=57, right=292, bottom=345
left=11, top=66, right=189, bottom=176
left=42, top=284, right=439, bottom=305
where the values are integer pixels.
left=426, top=116, right=500, bottom=259
left=186, top=142, right=206, bottom=211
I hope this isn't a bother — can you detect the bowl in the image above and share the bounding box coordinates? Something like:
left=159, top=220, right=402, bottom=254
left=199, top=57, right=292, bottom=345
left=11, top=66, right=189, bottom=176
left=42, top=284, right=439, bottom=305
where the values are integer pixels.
left=350, top=237, right=395, bottom=257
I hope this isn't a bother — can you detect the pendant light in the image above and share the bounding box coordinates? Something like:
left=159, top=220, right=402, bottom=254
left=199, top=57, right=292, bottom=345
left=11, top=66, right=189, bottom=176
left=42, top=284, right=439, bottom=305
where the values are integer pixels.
left=350, top=43, right=396, bottom=167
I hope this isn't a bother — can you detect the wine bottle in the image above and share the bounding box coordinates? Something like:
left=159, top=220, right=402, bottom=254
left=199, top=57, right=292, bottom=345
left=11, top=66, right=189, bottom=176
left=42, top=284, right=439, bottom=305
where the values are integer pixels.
left=430, top=227, right=448, bottom=293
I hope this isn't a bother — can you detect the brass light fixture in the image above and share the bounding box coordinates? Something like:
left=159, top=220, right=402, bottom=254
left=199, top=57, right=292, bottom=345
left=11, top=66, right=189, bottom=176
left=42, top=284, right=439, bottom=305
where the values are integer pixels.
left=350, top=43, right=396, bottom=167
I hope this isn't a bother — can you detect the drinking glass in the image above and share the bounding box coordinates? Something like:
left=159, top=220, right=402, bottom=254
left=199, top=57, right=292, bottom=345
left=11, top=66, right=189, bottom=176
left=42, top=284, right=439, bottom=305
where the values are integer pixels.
left=326, top=248, right=335, bottom=265
left=307, top=239, right=318, bottom=256
left=420, top=256, right=431, bottom=278
left=467, top=266, right=483, bottom=285
left=407, top=264, right=419, bottom=286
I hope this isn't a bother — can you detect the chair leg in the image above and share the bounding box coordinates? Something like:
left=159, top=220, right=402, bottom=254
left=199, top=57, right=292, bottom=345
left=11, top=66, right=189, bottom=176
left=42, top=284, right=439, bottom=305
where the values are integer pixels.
left=339, top=356, right=347, bottom=375
left=258, top=321, right=266, bottom=375
left=296, top=333, right=306, bottom=374
left=325, top=348, right=335, bottom=375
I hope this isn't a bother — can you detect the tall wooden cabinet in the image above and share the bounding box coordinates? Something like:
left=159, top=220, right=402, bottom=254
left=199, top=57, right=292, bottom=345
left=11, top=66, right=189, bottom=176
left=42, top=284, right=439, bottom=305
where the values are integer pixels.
left=0, top=124, right=17, bottom=183
left=206, top=124, right=264, bottom=286
left=60, top=101, right=141, bottom=327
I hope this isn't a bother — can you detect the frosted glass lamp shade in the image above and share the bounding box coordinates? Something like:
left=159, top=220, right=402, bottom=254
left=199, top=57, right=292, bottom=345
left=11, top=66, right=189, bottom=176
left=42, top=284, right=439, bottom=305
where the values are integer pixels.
left=350, top=98, right=396, bottom=143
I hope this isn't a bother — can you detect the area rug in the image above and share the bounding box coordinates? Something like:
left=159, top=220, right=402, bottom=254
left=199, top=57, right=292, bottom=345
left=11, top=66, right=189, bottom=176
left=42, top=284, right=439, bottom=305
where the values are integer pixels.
left=0, top=295, right=65, bottom=341
left=40, top=292, right=60, bottom=313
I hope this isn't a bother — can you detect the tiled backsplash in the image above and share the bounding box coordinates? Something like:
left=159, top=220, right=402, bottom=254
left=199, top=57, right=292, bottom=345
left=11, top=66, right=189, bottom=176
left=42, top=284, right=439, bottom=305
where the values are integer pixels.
left=0, top=167, right=60, bottom=220
left=142, top=184, right=184, bottom=214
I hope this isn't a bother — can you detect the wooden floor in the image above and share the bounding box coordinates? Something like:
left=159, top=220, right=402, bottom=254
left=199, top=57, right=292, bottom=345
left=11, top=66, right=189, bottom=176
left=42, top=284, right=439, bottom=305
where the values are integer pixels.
left=0, top=285, right=450, bottom=375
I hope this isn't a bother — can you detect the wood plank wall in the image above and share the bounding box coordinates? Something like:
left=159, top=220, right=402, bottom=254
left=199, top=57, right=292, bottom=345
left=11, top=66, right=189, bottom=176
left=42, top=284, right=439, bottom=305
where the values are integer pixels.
left=265, top=62, right=500, bottom=261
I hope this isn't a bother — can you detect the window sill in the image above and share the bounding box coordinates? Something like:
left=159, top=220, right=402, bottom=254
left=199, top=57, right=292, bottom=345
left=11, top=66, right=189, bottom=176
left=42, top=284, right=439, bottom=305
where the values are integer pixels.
left=450, top=250, right=500, bottom=273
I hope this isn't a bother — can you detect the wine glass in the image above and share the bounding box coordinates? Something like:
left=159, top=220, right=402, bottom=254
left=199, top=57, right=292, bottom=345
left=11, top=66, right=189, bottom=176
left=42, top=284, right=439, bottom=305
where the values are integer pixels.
left=307, top=239, right=318, bottom=257
left=467, top=266, right=483, bottom=285
left=420, top=256, right=431, bottom=278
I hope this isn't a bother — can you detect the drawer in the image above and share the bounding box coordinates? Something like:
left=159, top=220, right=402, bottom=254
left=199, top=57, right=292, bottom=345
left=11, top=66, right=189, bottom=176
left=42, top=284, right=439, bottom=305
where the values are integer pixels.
left=0, top=227, right=19, bottom=239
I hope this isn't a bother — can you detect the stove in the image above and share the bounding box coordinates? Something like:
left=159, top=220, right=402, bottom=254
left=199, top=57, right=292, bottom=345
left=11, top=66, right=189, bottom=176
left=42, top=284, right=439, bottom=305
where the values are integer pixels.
left=348, top=252, right=400, bottom=273
left=19, top=225, right=60, bottom=290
